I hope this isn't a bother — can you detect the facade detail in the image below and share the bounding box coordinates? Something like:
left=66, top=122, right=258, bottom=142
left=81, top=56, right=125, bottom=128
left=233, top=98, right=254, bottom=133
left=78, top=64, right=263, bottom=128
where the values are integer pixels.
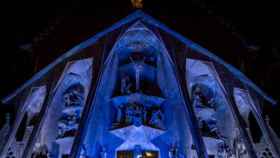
left=0, top=11, right=279, bottom=158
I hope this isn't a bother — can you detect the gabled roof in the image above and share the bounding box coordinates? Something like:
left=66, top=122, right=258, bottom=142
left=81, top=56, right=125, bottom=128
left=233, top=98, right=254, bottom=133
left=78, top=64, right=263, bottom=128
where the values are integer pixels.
left=2, top=10, right=277, bottom=105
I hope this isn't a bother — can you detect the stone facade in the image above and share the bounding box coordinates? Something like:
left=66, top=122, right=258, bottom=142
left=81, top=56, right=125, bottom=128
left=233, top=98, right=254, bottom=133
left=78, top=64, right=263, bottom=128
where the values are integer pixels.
left=0, top=11, right=279, bottom=158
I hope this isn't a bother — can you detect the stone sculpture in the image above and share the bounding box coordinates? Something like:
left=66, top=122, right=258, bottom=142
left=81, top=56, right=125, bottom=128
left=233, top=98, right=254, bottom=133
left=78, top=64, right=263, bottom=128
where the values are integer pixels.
left=149, top=109, right=164, bottom=129
left=192, top=85, right=221, bottom=138
left=58, top=84, right=84, bottom=138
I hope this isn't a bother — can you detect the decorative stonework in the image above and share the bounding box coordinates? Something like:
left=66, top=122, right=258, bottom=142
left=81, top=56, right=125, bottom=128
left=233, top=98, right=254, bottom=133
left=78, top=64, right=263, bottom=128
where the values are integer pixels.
left=1, top=11, right=278, bottom=158
left=110, top=125, right=164, bottom=157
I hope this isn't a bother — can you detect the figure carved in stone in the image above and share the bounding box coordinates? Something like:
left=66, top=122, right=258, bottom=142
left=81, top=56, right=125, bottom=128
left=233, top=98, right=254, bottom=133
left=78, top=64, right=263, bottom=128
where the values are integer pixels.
left=115, top=104, right=124, bottom=124
left=31, top=145, right=49, bottom=158
left=63, top=84, right=84, bottom=107
left=149, top=109, right=164, bottom=129
left=121, top=75, right=132, bottom=95
left=129, top=56, right=146, bottom=92
left=57, top=113, right=79, bottom=138
left=58, top=84, right=85, bottom=138
left=125, top=103, right=145, bottom=126
left=233, top=136, right=247, bottom=158
left=125, top=103, right=134, bottom=124
left=169, top=142, right=178, bottom=158
left=192, top=85, right=222, bottom=138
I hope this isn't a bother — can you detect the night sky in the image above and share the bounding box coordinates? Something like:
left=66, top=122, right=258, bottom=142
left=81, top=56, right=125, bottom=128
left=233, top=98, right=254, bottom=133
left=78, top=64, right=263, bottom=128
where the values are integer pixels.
left=1, top=0, right=280, bottom=135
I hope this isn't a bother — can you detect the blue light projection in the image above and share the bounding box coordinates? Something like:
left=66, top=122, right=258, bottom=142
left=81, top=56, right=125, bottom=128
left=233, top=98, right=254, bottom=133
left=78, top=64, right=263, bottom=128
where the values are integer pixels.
left=29, top=58, right=93, bottom=158
left=79, top=21, right=196, bottom=158
left=2, top=10, right=276, bottom=105
left=1, top=11, right=279, bottom=158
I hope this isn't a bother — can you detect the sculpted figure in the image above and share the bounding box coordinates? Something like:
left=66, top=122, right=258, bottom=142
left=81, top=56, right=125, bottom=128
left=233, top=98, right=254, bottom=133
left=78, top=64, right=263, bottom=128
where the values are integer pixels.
left=63, top=84, right=84, bottom=107
left=192, top=85, right=221, bottom=138
left=233, top=136, right=247, bottom=158
left=31, top=145, right=49, bottom=158
left=132, top=104, right=144, bottom=126
left=130, top=56, right=145, bottom=92
left=169, top=143, right=178, bottom=158
left=57, top=110, right=80, bottom=137
left=125, top=104, right=134, bottom=124
left=58, top=84, right=84, bottom=138
left=100, top=146, right=107, bottom=158
left=149, top=109, right=164, bottom=129
left=116, top=104, right=124, bottom=123
left=125, top=103, right=145, bottom=126
left=121, top=75, right=132, bottom=95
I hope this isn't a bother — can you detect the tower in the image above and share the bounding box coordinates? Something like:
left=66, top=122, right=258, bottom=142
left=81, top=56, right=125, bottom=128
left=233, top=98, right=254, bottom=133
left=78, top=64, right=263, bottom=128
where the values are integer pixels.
left=0, top=11, right=279, bottom=158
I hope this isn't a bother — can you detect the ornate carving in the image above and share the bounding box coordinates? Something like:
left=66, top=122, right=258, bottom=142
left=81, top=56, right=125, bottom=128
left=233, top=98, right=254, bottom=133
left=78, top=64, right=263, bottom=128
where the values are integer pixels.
left=192, top=85, right=222, bottom=139
left=125, top=103, right=145, bottom=126
left=149, top=109, right=164, bottom=129
left=31, top=145, right=49, bottom=158
left=63, top=84, right=84, bottom=107
left=168, top=143, right=178, bottom=158
left=58, top=84, right=84, bottom=138
left=233, top=137, right=247, bottom=158
left=113, top=98, right=165, bottom=129
left=121, top=75, right=132, bottom=95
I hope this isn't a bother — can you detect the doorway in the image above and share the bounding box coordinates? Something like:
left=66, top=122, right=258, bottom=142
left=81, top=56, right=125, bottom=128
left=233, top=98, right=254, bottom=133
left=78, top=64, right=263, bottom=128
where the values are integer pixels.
left=117, top=150, right=158, bottom=158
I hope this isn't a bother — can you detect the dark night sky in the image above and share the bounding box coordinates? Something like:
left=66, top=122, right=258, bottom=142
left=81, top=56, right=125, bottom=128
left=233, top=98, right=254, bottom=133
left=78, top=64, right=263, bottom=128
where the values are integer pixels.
left=1, top=0, right=280, bottom=134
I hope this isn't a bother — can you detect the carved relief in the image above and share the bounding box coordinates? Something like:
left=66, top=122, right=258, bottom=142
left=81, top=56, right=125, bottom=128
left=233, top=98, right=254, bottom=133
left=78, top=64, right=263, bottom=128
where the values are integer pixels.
left=30, top=58, right=93, bottom=158
left=186, top=58, right=249, bottom=158
left=2, top=86, right=47, bottom=158
left=233, top=88, right=279, bottom=158
left=58, top=84, right=85, bottom=138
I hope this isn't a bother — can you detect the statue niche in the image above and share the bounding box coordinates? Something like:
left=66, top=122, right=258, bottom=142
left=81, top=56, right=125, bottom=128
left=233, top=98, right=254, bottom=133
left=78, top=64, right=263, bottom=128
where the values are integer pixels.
left=58, top=83, right=85, bottom=138
left=113, top=101, right=164, bottom=129
left=191, top=84, right=240, bottom=158
left=118, top=53, right=158, bottom=96
left=114, top=102, right=147, bottom=127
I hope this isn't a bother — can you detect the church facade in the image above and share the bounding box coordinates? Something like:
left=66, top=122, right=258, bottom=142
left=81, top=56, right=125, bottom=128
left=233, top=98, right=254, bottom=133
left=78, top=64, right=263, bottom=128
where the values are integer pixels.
left=0, top=11, right=279, bottom=158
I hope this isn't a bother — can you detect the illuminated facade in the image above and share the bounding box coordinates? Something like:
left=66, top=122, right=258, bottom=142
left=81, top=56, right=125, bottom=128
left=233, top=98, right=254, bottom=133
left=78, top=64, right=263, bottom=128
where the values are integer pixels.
left=0, top=11, right=279, bottom=158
